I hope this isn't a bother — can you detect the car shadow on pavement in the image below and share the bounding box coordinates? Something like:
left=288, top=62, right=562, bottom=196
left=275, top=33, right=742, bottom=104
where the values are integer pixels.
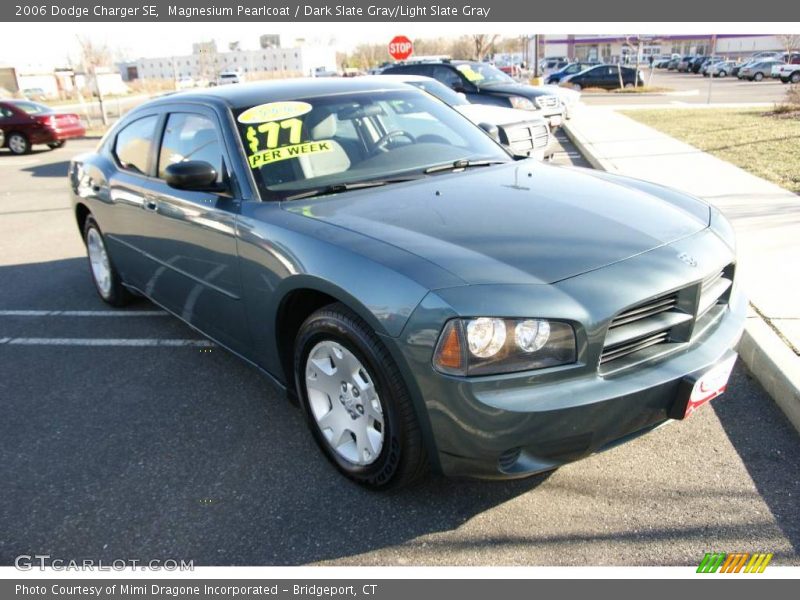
left=712, top=366, right=800, bottom=556
left=0, top=258, right=550, bottom=567
left=22, top=160, right=71, bottom=178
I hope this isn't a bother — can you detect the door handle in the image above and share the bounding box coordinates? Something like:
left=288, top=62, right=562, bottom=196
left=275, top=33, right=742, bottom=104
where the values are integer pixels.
left=143, top=196, right=158, bottom=211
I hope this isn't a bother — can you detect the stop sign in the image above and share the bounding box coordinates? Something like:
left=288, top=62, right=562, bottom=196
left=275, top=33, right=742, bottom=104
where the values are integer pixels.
left=388, top=36, right=413, bottom=61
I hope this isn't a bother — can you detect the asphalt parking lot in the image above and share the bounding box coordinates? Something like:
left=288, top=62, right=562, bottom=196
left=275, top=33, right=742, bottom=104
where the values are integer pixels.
left=1, top=139, right=799, bottom=566
left=581, top=69, right=790, bottom=105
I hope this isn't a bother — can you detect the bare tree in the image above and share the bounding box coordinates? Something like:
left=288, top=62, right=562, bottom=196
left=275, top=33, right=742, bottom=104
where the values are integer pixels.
left=472, top=34, right=499, bottom=61
left=196, top=42, right=217, bottom=84
left=76, top=36, right=112, bottom=125
left=778, top=34, right=800, bottom=55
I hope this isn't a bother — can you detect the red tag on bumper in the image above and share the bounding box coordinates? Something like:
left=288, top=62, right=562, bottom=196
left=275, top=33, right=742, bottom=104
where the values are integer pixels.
left=672, top=354, right=738, bottom=419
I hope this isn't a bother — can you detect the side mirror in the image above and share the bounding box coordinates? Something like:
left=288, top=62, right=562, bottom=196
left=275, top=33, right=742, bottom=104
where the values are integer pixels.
left=164, top=161, right=219, bottom=191
left=478, top=122, right=500, bottom=142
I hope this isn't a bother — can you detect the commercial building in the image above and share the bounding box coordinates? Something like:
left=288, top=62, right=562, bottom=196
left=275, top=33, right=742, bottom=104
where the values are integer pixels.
left=540, top=35, right=791, bottom=63
left=119, top=38, right=337, bottom=82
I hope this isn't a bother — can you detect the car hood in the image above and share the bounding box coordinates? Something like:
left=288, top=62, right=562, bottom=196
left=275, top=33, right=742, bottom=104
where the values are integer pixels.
left=282, top=162, right=710, bottom=286
left=476, top=81, right=555, bottom=98
left=455, top=104, right=547, bottom=126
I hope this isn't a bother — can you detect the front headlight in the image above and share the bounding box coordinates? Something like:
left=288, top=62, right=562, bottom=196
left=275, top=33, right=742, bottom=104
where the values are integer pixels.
left=508, top=95, right=536, bottom=110
left=433, top=317, right=576, bottom=376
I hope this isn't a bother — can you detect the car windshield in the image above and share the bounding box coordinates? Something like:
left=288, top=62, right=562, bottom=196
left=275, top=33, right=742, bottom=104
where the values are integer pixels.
left=405, top=79, right=468, bottom=107
left=235, top=89, right=511, bottom=201
left=12, top=101, right=51, bottom=115
left=454, top=62, right=514, bottom=86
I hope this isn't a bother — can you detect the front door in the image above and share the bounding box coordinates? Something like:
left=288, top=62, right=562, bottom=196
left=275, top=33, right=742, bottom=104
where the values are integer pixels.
left=139, top=108, right=249, bottom=354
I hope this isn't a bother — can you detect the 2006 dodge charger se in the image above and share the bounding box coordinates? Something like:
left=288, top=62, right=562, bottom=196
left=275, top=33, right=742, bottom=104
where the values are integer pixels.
left=69, top=79, right=745, bottom=489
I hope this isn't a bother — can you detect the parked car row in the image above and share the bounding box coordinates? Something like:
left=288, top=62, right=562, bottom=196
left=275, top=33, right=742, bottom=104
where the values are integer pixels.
left=670, top=51, right=800, bottom=82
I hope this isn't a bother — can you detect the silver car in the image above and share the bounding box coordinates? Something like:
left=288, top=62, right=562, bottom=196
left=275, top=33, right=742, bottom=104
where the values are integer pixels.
left=705, top=61, right=738, bottom=78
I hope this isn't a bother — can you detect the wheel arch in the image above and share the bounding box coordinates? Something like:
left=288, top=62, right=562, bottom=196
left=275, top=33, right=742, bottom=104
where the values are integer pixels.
left=273, top=276, right=398, bottom=393
left=75, top=202, right=91, bottom=239
left=271, top=276, right=441, bottom=472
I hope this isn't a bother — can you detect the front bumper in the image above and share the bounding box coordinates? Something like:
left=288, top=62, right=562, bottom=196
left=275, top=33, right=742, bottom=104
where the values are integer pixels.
left=391, top=230, right=745, bottom=479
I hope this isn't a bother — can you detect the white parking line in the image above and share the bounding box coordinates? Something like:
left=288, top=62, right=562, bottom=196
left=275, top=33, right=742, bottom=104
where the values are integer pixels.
left=0, top=337, right=213, bottom=347
left=0, top=310, right=167, bottom=317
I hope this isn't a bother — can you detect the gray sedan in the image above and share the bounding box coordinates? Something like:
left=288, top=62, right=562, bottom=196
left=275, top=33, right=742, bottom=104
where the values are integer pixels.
left=69, top=78, right=744, bottom=489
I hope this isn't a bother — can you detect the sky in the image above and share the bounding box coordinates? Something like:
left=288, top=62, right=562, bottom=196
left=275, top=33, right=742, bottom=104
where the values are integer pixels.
left=0, top=22, right=533, bottom=68
left=1, top=22, right=789, bottom=69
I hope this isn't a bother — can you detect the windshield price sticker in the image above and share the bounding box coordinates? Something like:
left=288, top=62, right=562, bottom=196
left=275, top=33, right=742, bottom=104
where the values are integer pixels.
left=456, top=64, right=484, bottom=82
left=248, top=141, right=333, bottom=169
left=246, top=119, right=304, bottom=153
left=238, top=101, right=313, bottom=124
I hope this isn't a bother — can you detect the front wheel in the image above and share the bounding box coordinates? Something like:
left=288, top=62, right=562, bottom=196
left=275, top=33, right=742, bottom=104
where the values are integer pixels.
left=791, top=72, right=800, bottom=84
left=7, top=132, right=30, bottom=155
left=295, top=303, right=428, bottom=490
left=754, top=72, right=764, bottom=82
left=83, top=216, right=132, bottom=306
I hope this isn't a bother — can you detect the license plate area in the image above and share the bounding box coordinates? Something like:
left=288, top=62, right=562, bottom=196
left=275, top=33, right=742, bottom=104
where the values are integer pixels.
left=670, top=353, right=737, bottom=419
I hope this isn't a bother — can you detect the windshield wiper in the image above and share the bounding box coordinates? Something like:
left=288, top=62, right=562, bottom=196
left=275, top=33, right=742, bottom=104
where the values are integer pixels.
left=424, top=159, right=509, bottom=174
left=282, top=176, right=422, bottom=201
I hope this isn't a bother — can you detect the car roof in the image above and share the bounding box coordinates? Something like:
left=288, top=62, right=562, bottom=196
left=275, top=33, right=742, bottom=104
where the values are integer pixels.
left=147, top=77, right=417, bottom=110
left=369, top=74, right=436, bottom=83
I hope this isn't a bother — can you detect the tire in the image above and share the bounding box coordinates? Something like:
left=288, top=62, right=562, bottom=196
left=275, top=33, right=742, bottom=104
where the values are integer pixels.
left=294, top=303, right=428, bottom=490
left=7, top=132, right=30, bottom=155
left=754, top=72, right=764, bottom=82
left=48, top=140, right=66, bottom=149
left=624, top=82, right=634, bottom=89
left=83, top=215, right=132, bottom=307
left=792, top=72, right=800, bottom=84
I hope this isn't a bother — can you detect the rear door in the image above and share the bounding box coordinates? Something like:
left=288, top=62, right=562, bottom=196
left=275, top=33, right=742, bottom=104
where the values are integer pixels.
left=103, top=111, right=163, bottom=289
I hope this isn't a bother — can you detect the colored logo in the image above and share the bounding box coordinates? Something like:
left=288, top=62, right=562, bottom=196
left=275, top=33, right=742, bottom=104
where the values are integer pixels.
left=697, top=552, right=773, bottom=573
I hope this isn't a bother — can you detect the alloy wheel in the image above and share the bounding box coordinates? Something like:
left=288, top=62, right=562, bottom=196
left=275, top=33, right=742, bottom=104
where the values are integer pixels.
left=305, top=340, right=384, bottom=466
left=8, top=134, right=28, bottom=155
left=86, top=227, right=112, bottom=298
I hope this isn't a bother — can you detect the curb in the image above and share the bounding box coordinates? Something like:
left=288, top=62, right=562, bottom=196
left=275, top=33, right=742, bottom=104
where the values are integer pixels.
left=739, top=316, right=800, bottom=432
left=564, top=115, right=800, bottom=434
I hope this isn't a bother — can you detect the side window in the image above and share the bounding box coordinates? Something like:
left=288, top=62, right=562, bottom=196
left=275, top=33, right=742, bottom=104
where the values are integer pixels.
left=114, top=115, right=158, bottom=175
left=431, top=66, right=463, bottom=89
left=157, top=113, right=223, bottom=182
left=0, top=106, right=15, bottom=119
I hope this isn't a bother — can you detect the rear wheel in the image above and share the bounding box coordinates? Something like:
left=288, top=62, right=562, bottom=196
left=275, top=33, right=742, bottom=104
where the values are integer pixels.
left=792, top=72, right=800, bottom=84
left=295, top=303, right=428, bottom=490
left=7, top=132, right=30, bottom=155
left=83, top=216, right=132, bottom=307
left=48, top=140, right=65, bottom=149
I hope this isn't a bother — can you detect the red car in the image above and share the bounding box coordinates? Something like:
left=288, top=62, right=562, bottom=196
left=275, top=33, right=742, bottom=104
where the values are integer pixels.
left=0, top=100, right=85, bottom=155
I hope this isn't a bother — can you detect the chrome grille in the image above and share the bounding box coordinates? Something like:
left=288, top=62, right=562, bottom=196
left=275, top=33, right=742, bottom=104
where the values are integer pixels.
left=535, top=96, right=560, bottom=109
left=499, top=122, right=550, bottom=154
left=698, top=266, right=733, bottom=318
left=599, top=263, right=735, bottom=372
left=600, top=292, right=686, bottom=366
